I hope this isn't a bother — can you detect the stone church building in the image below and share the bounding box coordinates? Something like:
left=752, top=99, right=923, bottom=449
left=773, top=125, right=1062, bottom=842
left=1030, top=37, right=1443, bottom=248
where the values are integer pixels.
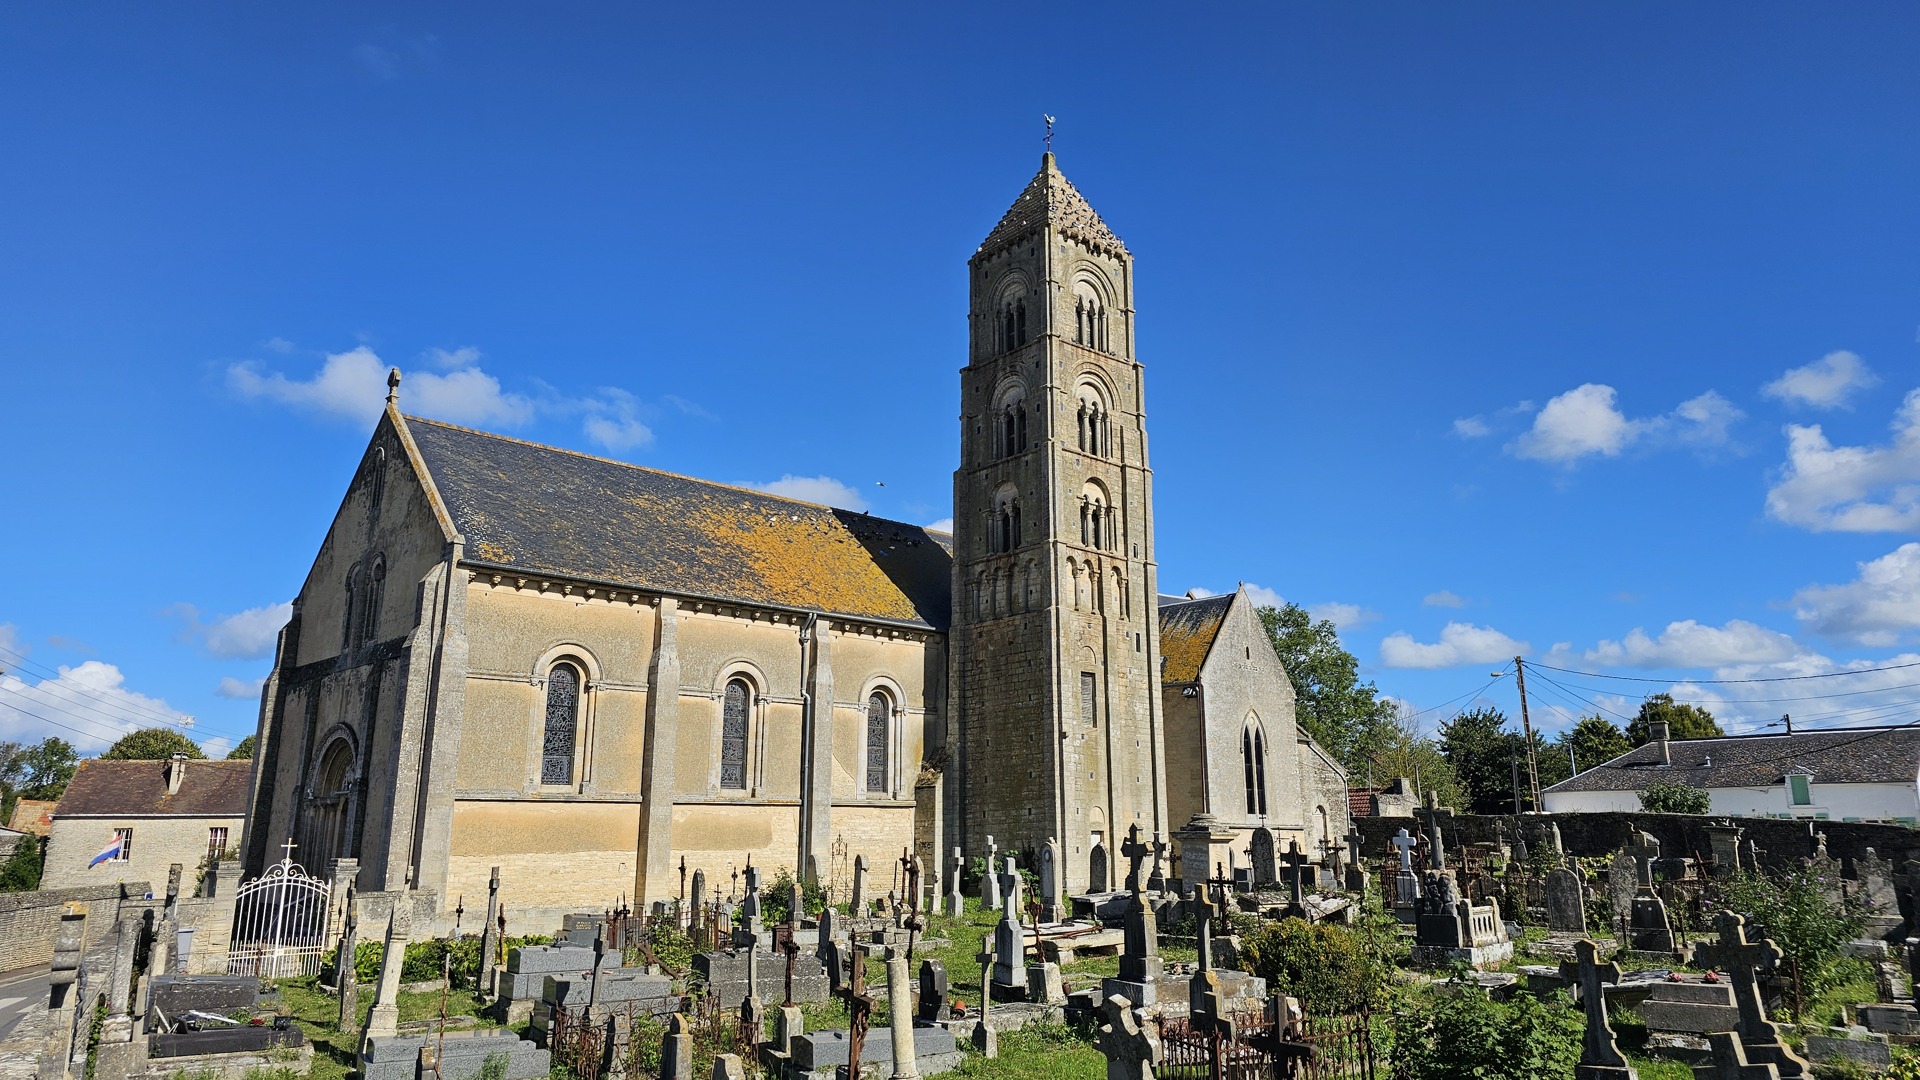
left=243, top=154, right=1349, bottom=928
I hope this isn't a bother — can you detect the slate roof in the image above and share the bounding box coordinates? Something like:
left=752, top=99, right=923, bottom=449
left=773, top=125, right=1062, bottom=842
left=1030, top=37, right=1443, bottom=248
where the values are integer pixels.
left=1543, top=726, right=1920, bottom=794
left=978, top=153, right=1127, bottom=257
left=407, top=418, right=954, bottom=630
left=54, top=759, right=252, bottom=818
left=1158, top=593, right=1234, bottom=684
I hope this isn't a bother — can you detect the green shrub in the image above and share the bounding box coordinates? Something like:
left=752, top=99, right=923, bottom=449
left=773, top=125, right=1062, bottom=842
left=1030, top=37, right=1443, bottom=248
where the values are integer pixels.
left=1638, top=780, right=1711, bottom=815
left=1717, top=865, right=1867, bottom=998
left=1390, top=986, right=1583, bottom=1080
left=1237, top=917, right=1387, bottom=1015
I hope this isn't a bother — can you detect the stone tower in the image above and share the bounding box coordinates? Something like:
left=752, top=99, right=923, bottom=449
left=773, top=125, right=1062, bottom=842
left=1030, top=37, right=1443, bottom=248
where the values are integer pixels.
left=949, top=153, right=1168, bottom=893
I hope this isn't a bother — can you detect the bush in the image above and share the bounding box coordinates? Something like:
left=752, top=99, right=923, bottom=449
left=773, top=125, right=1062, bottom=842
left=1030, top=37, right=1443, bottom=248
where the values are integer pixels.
left=0, top=837, right=43, bottom=892
left=1638, top=780, right=1710, bottom=815
left=1718, top=865, right=1868, bottom=998
left=1237, top=918, right=1387, bottom=1015
left=761, top=868, right=830, bottom=924
left=1390, top=986, right=1583, bottom=1080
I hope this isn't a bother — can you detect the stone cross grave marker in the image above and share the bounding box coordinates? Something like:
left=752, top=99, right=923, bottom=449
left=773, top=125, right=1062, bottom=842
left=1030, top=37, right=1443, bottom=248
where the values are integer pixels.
left=1095, top=993, right=1164, bottom=1080
left=335, top=885, right=360, bottom=1034
left=1121, top=823, right=1152, bottom=894
left=886, top=947, right=918, bottom=1080
left=1391, top=829, right=1419, bottom=871
left=478, top=867, right=502, bottom=986
left=1284, top=841, right=1308, bottom=909
left=1559, top=939, right=1634, bottom=1079
left=949, top=847, right=965, bottom=916
left=1700, top=1032, right=1784, bottom=1080
left=690, top=869, right=706, bottom=931
left=363, top=901, right=411, bottom=1041
left=973, top=934, right=998, bottom=1057
left=1147, top=831, right=1167, bottom=892
left=1192, top=886, right=1218, bottom=972
left=1627, top=831, right=1662, bottom=890
left=1691, top=912, right=1808, bottom=1078
left=742, top=863, right=764, bottom=934
left=1417, top=796, right=1452, bottom=870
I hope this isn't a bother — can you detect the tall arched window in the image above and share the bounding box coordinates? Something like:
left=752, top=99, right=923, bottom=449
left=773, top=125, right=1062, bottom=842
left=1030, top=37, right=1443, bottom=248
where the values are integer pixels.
left=1242, top=724, right=1269, bottom=816
left=866, top=691, right=891, bottom=793
left=542, top=662, right=582, bottom=785
left=720, top=678, right=751, bottom=790
left=361, top=557, right=386, bottom=645
left=341, top=570, right=359, bottom=651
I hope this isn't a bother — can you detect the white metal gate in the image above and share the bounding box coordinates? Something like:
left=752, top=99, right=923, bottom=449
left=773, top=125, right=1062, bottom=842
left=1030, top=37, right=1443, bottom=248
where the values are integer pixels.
left=227, top=844, right=333, bottom=979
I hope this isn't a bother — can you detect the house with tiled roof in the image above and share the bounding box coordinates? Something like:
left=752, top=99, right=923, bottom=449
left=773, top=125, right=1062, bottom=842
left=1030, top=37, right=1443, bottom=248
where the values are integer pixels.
left=243, top=153, right=1341, bottom=929
left=1541, top=723, right=1920, bottom=822
left=41, top=756, right=249, bottom=890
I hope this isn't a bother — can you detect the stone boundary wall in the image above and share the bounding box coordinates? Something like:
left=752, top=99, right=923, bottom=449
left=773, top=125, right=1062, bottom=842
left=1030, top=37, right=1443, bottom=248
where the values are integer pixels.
left=1353, top=811, right=1920, bottom=873
left=0, top=882, right=146, bottom=971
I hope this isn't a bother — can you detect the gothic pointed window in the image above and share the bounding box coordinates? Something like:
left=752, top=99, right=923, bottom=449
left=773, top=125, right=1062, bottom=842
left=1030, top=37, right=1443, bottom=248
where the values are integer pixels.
left=361, top=556, right=386, bottom=645
left=1015, top=407, right=1027, bottom=452
left=721, top=678, right=751, bottom=790
left=542, top=662, right=582, bottom=785
left=1080, top=671, right=1098, bottom=727
left=1010, top=500, right=1022, bottom=550
left=342, top=570, right=359, bottom=651
left=1242, top=723, right=1269, bottom=817
left=1015, top=300, right=1027, bottom=347
left=866, top=691, right=891, bottom=793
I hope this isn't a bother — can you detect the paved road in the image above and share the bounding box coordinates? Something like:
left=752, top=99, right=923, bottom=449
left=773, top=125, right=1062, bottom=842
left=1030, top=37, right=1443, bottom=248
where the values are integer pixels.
left=0, top=966, right=50, bottom=1044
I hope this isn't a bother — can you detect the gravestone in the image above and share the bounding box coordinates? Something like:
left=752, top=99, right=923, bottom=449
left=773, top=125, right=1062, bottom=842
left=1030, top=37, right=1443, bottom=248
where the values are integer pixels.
left=1691, top=912, right=1808, bottom=1078
left=713, top=1053, right=745, bottom=1080
left=1146, top=831, right=1167, bottom=893
left=336, top=889, right=361, bottom=1034
left=917, top=960, right=948, bottom=1023
left=1038, top=838, right=1062, bottom=922
left=1390, top=829, right=1422, bottom=914
left=851, top=855, right=869, bottom=914
left=886, top=949, right=918, bottom=1080
left=972, top=935, right=998, bottom=1058
left=1249, top=829, right=1277, bottom=889
left=363, top=902, right=411, bottom=1042
left=948, top=848, right=965, bottom=917
left=1704, top=825, right=1744, bottom=880
left=1282, top=841, right=1309, bottom=919
left=1560, top=939, right=1636, bottom=1080
left=1608, top=853, right=1638, bottom=935
left=478, top=868, right=502, bottom=991
left=1546, top=867, right=1588, bottom=933
left=1696, top=1032, right=1785, bottom=1080
left=662, top=1015, right=694, bottom=1080
left=1094, top=993, right=1163, bottom=1080
left=1027, top=961, right=1064, bottom=1005
left=1625, top=835, right=1677, bottom=954
left=990, top=858, right=1026, bottom=999
left=1345, top=828, right=1370, bottom=892
left=1103, top=826, right=1165, bottom=1007
left=740, top=864, right=765, bottom=943
left=983, top=837, right=1001, bottom=910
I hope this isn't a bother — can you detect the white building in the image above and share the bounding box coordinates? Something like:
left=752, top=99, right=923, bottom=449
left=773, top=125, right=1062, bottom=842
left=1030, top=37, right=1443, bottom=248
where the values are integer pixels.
left=1541, top=723, right=1920, bottom=823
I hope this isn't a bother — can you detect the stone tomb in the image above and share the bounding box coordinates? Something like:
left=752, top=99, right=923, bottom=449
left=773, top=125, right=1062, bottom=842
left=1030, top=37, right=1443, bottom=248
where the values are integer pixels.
left=695, top=947, right=831, bottom=1006
left=147, top=975, right=307, bottom=1060
left=499, top=944, right=621, bottom=1024
left=529, top=968, right=679, bottom=1046
left=785, top=1026, right=962, bottom=1080
left=1637, top=979, right=1741, bottom=1035
left=362, top=1031, right=550, bottom=1080
left=1410, top=874, right=1513, bottom=969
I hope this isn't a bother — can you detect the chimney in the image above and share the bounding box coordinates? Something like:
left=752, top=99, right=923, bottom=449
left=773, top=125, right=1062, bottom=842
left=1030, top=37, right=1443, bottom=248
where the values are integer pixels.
left=165, top=753, right=189, bottom=795
left=1651, top=719, right=1671, bottom=765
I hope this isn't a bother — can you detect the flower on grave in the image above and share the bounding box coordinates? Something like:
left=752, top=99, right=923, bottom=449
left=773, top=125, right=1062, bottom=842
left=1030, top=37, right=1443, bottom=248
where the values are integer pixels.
left=1703, top=970, right=1721, bottom=983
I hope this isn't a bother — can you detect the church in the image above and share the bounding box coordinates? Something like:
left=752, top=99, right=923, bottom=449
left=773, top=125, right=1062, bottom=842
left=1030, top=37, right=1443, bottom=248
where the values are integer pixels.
left=242, top=153, right=1350, bottom=929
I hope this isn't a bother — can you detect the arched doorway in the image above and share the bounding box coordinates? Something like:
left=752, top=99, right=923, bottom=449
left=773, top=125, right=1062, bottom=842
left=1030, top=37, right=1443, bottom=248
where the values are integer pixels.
left=303, top=737, right=357, bottom=872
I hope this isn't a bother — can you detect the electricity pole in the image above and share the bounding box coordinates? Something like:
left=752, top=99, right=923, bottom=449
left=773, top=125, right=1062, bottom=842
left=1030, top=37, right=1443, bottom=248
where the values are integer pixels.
left=1514, top=655, right=1542, bottom=811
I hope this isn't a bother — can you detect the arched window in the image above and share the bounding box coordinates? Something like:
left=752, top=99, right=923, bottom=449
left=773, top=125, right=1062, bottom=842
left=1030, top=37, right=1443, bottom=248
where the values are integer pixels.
left=1073, top=278, right=1110, bottom=352
left=341, top=570, right=359, bottom=651
left=1242, top=724, right=1270, bottom=817
left=865, top=691, right=891, bottom=793
left=542, top=662, right=582, bottom=785
left=361, top=557, right=386, bottom=645
left=720, top=678, right=751, bottom=790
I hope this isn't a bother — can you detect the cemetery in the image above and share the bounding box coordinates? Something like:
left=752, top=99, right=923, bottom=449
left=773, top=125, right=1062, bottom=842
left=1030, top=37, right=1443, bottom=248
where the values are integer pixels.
left=11, top=811, right=1920, bottom=1080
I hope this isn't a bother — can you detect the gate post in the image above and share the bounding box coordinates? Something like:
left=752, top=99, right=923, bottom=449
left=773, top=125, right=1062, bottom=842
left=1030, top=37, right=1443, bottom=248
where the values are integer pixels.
left=327, top=858, right=360, bottom=940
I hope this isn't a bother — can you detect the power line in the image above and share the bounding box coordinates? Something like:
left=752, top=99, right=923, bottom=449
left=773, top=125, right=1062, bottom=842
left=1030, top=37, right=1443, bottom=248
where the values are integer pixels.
left=0, top=645, right=199, bottom=728
left=1539, top=671, right=1920, bottom=707
left=1530, top=658, right=1920, bottom=685
left=0, top=644, right=244, bottom=741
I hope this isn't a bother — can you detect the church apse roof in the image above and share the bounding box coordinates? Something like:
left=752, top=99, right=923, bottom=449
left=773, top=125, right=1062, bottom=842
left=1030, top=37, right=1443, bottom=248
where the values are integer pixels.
left=406, top=418, right=953, bottom=630
left=1158, top=593, right=1234, bottom=684
left=978, top=152, right=1127, bottom=258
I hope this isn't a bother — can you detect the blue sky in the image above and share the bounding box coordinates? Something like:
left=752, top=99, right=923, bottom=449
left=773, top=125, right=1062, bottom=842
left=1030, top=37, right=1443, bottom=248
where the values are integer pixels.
left=3, top=3, right=1919, bottom=758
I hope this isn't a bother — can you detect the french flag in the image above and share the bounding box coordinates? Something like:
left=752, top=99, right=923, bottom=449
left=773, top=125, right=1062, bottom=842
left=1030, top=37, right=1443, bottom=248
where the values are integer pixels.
left=87, top=834, right=123, bottom=868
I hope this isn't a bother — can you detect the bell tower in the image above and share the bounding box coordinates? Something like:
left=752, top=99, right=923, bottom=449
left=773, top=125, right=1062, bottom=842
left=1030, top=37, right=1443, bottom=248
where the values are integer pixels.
left=948, top=153, right=1167, bottom=893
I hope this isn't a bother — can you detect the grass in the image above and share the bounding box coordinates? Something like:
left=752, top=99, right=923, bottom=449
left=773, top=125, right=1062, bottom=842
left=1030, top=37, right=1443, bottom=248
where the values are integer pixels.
left=951, top=1019, right=1103, bottom=1080
left=267, top=975, right=497, bottom=1080
left=1625, top=1053, right=1695, bottom=1080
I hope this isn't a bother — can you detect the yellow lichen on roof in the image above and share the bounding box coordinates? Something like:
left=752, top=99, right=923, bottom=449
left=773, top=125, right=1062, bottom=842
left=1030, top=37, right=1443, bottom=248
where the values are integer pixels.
left=677, top=494, right=926, bottom=623
left=1159, top=598, right=1230, bottom=683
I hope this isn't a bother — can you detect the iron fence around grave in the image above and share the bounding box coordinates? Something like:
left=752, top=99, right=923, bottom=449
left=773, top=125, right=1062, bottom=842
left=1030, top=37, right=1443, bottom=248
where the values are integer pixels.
left=1294, top=1011, right=1377, bottom=1080
left=549, top=989, right=739, bottom=1080
left=226, top=851, right=332, bottom=979
left=1156, top=1011, right=1276, bottom=1080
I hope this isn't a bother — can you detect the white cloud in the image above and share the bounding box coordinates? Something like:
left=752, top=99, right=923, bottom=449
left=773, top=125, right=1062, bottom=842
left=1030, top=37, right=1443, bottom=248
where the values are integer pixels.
left=1310, top=602, right=1378, bottom=629
left=924, top=518, right=954, bottom=534
left=229, top=345, right=534, bottom=427
left=1380, top=623, right=1527, bottom=669
left=581, top=388, right=655, bottom=452
left=1507, top=383, right=1742, bottom=464
left=744, top=475, right=869, bottom=512
left=175, top=602, right=292, bottom=660
left=1762, top=350, right=1878, bottom=410
left=1579, top=619, right=1804, bottom=668
left=1452, top=416, right=1491, bottom=438
left=1790, top=542, right=1920, bottom=645
left=200, top=736, right=233, bottom=759
left=1423, top=590, right=1466, bottom=608
left=0, top=623, right=21, bottom=661
left=1241, top=584, right=1285, bottom=610
left=0, top=661, right=190, bottom=752
left=215, top=676, right=267, bottom=700
left=427, top=345, right=482, bottom=368
left=1765, top=389, right=1920, bottom=532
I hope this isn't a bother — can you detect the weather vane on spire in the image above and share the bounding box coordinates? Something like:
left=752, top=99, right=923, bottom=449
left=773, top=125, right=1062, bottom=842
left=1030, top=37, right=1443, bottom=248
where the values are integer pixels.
left=1043, top=114, right=1056, bottom=153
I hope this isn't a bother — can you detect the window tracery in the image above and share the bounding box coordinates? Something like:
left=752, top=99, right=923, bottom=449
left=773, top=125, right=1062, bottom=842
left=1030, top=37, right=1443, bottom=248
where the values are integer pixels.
left=542, top=662, right=582, bottom=785
left=720, top=678, right=751, bottom=790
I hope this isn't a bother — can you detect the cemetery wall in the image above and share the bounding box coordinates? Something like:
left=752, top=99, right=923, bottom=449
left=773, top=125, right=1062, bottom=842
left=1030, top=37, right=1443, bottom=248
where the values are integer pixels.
left=1354, top=810, right=1920, bottom=870
left=0, top=882, right=140, bottom=970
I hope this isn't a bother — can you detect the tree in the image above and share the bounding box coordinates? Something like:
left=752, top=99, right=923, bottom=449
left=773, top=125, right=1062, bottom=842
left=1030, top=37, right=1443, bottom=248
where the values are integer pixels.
left=9, top=737, right=79, bottom=801
left=1554, top=715, right=1633, bottom=774
left=1627, top=693, right=1723, bottom=744
left=1438, top=707, right=1523, bottom=814
left=226, top=735, right=256, bottom=761
left=1364, top=707, right=1467, bottom=811
left=1259, top=603, right=1398, bottom=770
left=1638, top=779, right=1711, bottom=815
left=102, top=728, right=204, bottom=761
left=0, top=837, right=43, bottom=892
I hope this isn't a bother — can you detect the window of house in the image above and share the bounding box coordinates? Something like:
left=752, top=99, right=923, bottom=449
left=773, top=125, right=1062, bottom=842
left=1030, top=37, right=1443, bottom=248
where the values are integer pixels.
left=1080, top=672, right=1098, bottom=727
left=1787, top=773, right=1812, bottom=806
left=207, top=826, right=229, bottom=862
left=113, top=827, right=134, bottom=862
left=866, top=692, right=891, bottom=793
left=721, top=678, right=751, bottom=790
left=541, top=662, right=582, bottom=785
